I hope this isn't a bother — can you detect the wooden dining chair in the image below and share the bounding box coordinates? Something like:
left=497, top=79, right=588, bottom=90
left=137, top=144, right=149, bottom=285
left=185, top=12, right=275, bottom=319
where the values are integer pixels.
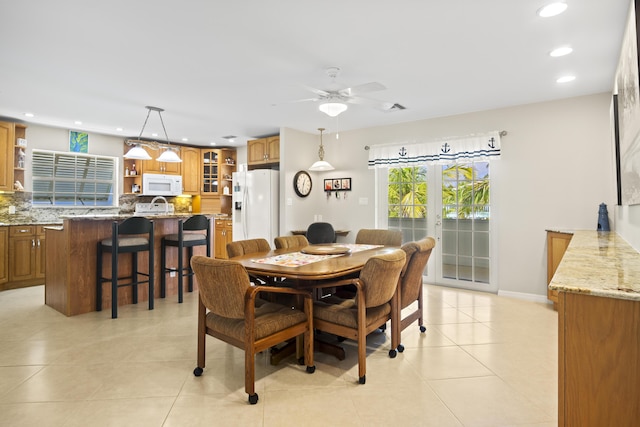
left=274, top=235, right=309, bottom=249
left=190, top=256, right=315, bottom=404
left=395, top=237, right=436, bottom=353
left=226, top=238, right=271, bottom=258
left=226, top=238, right=273, bottom=285
left=355, top=228, right=403, bottom=246
left=306, top=249, right=406, bottom=384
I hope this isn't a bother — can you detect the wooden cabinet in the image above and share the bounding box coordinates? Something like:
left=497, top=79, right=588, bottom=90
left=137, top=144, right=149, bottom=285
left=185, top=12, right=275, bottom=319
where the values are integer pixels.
left=214, top=219, right=233, bottom=259
left=181, top=146, right=201, bottom=195
left=219, top=149, right=236, bottom=215
left=201, top=149, right=220, bottom=197
left=248, top=136, right=279, bottom=165
left=7, top=225, right=46, bottom=288
left=143, top=147, right=181, bottom=175
left=0, top=121, right=27, bottom=192
left=558, top=292, right=640, bottom=426
left=546, top=230, right=572, bottom=307
left=0, top=227, right=7, bottom=286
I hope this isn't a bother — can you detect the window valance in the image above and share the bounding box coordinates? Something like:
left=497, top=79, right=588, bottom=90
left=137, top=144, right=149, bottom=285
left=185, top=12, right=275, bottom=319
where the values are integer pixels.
left=367, top=131, right=502, bottom=169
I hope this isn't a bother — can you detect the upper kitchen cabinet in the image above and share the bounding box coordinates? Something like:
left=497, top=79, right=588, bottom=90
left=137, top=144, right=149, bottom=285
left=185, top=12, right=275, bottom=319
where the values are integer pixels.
left=200, top=149, right=220, bottom=198
left=248, top=136, right=279, bottom=166
left=143, top=147, right=181, bottom=175
left=0, top=121, right=27, bottom=192
left=181, top=146, right=201, bottom=195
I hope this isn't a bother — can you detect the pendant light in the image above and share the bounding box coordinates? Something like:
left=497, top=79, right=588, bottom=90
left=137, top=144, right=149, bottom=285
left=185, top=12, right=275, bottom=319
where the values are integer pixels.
left=124, top=106, right=182, bottom=162
left=309, top=127, right=334, bottom=171
left=319, top=101, right=347, bottom=117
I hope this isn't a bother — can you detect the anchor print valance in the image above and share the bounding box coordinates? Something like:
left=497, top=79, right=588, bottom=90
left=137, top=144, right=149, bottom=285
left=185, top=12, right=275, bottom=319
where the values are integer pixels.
left=367, top=131, right=502, bottom=168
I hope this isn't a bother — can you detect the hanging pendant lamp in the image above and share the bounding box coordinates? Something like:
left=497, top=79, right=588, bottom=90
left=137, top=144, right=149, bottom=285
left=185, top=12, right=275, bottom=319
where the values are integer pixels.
left=124, top=106, right=182, bottom=162
left=309, top=127, right=334, bottom=171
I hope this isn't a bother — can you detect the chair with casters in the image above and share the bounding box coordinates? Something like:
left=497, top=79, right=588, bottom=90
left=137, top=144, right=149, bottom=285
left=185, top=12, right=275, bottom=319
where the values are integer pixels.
left=226, top=238, right=272, bottom=285
left=274, top=235, right=309, bottom=249
left=395, top=237, right=436, bottom=353
left=96, top=217, right=154, bottom=319
left=190, top=256, right=315, bottom=404
left=226, top=238, right=271, bottom=258
left=355, top=228, right=403, bottom=246
left=161, top=215, right=210, bottom=303
left=306, top=222, right=336, bottom=244
left=308, top=249, right=405, bottom=384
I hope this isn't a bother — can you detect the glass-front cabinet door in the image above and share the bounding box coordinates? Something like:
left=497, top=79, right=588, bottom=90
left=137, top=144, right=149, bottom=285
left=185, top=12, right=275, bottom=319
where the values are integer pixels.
left=201, top=149, right=219, bottom=196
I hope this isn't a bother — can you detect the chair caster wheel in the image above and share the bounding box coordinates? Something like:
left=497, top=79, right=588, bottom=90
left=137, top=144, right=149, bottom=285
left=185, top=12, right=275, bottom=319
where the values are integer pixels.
left=397, top=344, right=405, bottom=353
left=193, top=367, right=203, bottom=377
left=358, top=375, right=366, bottom=384
left=306, top=365, right=316, bottom=374
left=248, top=393, right=259, bottom=404
left=389, top=349, right=397, bottom=358
left=419, top=325, right=426, bottom=333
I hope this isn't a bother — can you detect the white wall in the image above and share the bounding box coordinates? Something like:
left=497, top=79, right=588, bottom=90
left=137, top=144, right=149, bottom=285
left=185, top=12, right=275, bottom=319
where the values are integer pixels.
left=281, top=93, right=615, bottom=298
left=21, top=124, right=125, bottom=191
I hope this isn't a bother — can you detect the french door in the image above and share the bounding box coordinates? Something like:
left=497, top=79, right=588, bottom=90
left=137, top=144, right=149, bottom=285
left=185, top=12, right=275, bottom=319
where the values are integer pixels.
left=382, top=161, right=497, bottom=293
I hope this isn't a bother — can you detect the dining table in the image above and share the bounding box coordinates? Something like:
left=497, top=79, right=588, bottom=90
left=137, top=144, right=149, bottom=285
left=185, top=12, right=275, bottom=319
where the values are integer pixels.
left=230, top=243, right=400, bottom=363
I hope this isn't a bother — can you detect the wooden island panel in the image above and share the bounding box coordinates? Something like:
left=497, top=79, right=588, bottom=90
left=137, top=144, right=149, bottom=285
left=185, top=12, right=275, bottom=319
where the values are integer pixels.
left=45, top=216, right=209, bottom=316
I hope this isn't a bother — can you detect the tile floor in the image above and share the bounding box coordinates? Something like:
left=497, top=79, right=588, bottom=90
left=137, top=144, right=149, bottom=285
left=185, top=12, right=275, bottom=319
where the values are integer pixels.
left=0, top=284, right=558, bottom=427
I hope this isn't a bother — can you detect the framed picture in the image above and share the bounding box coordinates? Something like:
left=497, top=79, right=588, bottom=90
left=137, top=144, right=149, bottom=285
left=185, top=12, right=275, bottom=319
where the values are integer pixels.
left=324, top=178, right=352, bottom=192
left=615, top=0, right=640, bottom=205
left=69, top=131, right=89, bottom=153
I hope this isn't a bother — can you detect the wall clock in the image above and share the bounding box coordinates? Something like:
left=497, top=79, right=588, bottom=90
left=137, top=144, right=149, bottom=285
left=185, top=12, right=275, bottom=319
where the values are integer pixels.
left=293, top=170, right=312, bottom=197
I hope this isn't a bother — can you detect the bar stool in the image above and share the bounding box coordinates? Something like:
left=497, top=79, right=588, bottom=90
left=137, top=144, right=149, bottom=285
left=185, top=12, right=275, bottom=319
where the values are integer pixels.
left=161, top=215, right=210, bottom=303
left=96, top=217, right=154, bottom=319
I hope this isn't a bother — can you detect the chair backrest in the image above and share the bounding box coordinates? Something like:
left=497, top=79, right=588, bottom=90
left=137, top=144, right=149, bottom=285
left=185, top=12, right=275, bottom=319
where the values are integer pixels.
left=226, top=238, right=271, bottom=258
left=274, top=235, right=309, bottom=249
left=182, top=215, right=210, bottom=232
left=306, top=222, right=336, bottom=244
left=190, top=255, right=250, bottom=319
left=355, top=229, right=402, bottom=246
left=399, top=237, right=436, bottom=308
left=117, top=217, right=153, bottom=235
left=359, top=249, right=406, bottom=308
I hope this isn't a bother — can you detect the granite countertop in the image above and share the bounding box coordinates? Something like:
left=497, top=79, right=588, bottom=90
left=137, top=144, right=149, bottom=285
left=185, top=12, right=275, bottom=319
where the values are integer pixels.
left=58, top=213, right=224, bottom=221
left=549, top=230, right=640, bottom=301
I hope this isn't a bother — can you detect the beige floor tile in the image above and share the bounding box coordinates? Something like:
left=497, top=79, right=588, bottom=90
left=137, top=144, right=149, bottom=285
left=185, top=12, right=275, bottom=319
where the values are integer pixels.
left=403, top=345, right=494, bottom=380
left=430, top=376, right=555, bottom=426
left=0, top=284, right=559, bottom=426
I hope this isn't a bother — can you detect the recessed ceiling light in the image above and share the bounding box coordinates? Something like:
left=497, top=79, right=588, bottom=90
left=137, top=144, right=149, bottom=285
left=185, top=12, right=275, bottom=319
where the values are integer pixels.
left=556, top=75, right=576, bottom=83
left=116, top=127, right=123, bottom=132
left=24, top=112, right=34, bottom=118
left=74, top=121, right=82, bottom=125
left=210, top=141, right=217, bottom=146
left=537, top=2, right=568, bottom=17
left=181, top=138, right=188, bottom=142
left=151, top=133, right=158, bottom=137
left=550, top=46, right=573, bottom=57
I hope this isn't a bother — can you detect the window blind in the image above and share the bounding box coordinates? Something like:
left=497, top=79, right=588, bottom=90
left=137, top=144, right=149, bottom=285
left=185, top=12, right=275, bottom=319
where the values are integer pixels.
left=32, top=150, right=117, bottom=207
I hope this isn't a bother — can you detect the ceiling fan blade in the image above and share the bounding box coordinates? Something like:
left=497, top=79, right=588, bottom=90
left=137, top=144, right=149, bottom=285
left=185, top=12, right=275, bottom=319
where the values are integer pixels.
left=346, top=96, right=396, bottom=111
left=339, top=81, right=386, bottom=96
left=300, top=84, right=330, bottom=97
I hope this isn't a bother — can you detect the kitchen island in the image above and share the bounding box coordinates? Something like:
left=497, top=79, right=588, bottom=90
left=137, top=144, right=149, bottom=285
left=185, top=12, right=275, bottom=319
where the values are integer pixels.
left=45, top=213, right=214, bottom=316
left=548, top=230, right=640, bottom=426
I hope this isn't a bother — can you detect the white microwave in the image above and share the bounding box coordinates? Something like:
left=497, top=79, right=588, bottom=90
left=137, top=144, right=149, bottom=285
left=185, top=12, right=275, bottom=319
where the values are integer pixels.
left=142, top=173, right=182, bottom=196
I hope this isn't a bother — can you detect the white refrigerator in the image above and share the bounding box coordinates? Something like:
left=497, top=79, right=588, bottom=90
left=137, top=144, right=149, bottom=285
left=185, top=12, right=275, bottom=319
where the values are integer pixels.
left=232, top=169, right=279, bottom=243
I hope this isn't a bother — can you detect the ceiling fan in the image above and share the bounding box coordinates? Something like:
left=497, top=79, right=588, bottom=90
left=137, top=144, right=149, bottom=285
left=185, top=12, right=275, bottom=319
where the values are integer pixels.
left=293, top=67, right=402, bottom=116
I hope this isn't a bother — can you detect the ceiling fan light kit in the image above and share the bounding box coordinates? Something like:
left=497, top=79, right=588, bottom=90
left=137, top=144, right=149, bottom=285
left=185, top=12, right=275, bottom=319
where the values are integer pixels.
left=124, top=106, right=182, bottom=162
left=319, top=102, right=348, bottom=117
left=309, top=127, right=335, bottom=171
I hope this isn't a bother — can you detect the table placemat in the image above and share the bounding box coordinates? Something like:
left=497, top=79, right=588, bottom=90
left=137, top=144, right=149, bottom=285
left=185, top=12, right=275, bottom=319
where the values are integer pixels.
left=253, top=244, right=382, bottom=267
